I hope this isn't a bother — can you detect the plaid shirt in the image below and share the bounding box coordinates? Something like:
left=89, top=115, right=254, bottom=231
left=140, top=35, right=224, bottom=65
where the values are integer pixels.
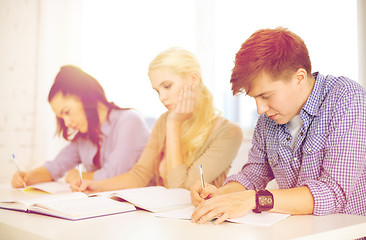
left=225, top=73, right=366, bottom=216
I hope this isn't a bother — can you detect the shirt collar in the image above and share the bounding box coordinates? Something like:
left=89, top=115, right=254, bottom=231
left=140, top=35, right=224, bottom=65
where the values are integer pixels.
left=301, top=72, right=325, bottom=117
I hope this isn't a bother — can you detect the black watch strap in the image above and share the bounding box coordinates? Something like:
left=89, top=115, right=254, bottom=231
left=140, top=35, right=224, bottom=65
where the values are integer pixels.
left=253, top=189, right=274, bottom=213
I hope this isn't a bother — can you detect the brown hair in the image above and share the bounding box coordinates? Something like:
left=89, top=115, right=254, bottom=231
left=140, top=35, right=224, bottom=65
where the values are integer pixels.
left=48, top=65, right=123, bottom=167
left=230, top=27, right=312, bottom=95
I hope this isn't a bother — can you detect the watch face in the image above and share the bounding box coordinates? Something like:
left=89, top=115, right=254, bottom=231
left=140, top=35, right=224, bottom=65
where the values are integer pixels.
left=258, top=196, right=273, bottom=206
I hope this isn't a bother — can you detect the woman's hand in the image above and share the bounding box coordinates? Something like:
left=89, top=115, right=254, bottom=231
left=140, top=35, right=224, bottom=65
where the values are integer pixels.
left=11, top=171, right=28, bottom=188
left=167, top=82, right=196, bottom=124
left=191, top=190, right=256, bottom=225
left=11, top=167, right=53, bottom=188
left=69, top=179, right=99, bottom=194
left=190, top=181, right=219, bottom=207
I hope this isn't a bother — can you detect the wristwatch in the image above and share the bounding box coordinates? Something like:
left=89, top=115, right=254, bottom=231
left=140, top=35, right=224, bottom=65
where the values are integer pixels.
left=253, top=189, right=274, bottom=213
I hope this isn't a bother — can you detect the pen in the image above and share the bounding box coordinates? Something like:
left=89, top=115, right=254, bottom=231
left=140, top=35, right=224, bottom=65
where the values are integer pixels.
left=12, top=154, right=22, bottom=173
left=78, top=164, right=83, bottom=185
left=199, top=164, right=205, bottom=189
left=12, top=154, right=26, bottom=187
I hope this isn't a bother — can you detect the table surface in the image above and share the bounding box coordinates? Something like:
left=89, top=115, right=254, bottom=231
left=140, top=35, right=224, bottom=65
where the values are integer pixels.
left=1, top=208, right=366, bottom=240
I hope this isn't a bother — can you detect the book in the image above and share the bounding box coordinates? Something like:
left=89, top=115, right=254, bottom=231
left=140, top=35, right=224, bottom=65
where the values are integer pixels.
left=0, top=184, right=190, bottom=219
left=0, top=191, right=136, bottom=220
left=91, top=186, right=192, bottom=213
left=21, top=182, right=72, bottom=194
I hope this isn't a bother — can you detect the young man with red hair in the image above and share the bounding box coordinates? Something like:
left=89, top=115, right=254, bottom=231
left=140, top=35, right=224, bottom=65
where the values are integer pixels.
left=191, top=27, right=366, bottom=224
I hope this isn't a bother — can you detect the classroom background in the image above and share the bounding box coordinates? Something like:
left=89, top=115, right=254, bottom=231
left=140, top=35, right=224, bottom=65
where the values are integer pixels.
left=0, top=0, right=365, bottom=184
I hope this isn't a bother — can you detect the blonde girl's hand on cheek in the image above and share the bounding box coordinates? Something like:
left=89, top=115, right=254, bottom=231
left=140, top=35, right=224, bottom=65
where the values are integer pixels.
left=168, top=82, right=197, bottom=123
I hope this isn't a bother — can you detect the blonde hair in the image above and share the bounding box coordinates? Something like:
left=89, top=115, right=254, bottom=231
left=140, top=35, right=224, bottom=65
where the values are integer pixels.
left=148, top=47, right=218, bottom=168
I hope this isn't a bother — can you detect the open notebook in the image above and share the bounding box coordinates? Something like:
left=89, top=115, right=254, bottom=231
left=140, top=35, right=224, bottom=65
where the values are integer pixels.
left=1, top=183, right=289, bottom=225
left=0, top=184, right=191, bottom=219
left=0, top=182, right=136, bottom=220
left=90, top=186, right=192, bottom=213
left=0, top=190, right=136, bottom=220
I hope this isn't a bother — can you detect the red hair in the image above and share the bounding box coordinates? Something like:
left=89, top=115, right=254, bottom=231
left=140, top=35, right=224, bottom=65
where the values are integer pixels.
left=230, top=27, right=312, bottom=95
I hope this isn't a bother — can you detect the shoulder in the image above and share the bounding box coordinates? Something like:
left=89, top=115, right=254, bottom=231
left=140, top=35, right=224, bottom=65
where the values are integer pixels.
left=110, top=109, right=146, bottom=124
left=213, top=116, right=243, bottom=139
left=323, top=75, right=366, bottom=101
left=320, top=75, right=366, bottom=112
left=151, top=111, right=169, bottom=128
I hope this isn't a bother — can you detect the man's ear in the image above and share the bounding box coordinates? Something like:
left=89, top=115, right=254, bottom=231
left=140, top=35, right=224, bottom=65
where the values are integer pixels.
left=296, top=68, right=307, bottom=84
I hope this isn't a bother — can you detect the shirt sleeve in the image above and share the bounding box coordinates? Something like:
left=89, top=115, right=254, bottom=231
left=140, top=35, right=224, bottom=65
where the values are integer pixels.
left=224, top=115, right=274, bottom=189
left=93, top=110, right=150, bottom=180
left=165, top=122, right=243, bottom=189
left=120, top=114, right=165, bottom=187
left=301, top=90, right=366, bottom=215
left=44, top=142, right=81, bottom=181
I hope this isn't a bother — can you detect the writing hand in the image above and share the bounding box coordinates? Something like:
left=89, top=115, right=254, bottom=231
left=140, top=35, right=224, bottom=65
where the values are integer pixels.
left=190, top=181, right=218, bottom=207
left=191, top=190, right=256, bottom=225
left=69, top=179, right=99, bottom=194
left=11, top=171, right=27, bottom=188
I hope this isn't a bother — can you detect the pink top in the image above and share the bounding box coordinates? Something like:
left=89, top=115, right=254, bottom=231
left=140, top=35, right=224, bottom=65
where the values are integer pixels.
left=44, top=109, right=150, bottom=180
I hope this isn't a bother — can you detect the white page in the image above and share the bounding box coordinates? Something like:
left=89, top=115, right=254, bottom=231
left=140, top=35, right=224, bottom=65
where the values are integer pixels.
left=105, top=186, right=191, bottom=213
left=20, top=182, right=72, bottom=194
left=154, top=206, right=290, bottom=226
left=30, top=197, right=136, bottom=220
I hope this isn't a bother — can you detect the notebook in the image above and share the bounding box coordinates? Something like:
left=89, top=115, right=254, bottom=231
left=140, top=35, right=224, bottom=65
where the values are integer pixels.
left=91, top=186, right=192, bottom=213
left=0, top=182, right=136, bottom=220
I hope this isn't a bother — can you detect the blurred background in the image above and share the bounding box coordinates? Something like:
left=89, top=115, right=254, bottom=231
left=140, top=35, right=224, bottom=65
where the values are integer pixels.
left=0, top=0, right=365, bottom=182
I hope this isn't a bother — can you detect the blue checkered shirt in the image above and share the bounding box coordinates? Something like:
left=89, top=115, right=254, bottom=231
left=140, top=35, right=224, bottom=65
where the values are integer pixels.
left=225, top=73, right=366, bottom=216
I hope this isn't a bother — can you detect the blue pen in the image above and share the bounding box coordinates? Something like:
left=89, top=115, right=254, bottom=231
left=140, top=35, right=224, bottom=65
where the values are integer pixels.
left=12, top=154, right=26, bottom=187
left=12, top=154, right=22, bottom=174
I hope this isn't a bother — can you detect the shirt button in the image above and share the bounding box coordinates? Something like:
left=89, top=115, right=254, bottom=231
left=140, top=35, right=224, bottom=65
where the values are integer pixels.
left=286, top=137, right=291, bottom=141
left=293, top=157, right=298, bottom=161
left=308, top=147, right=312, bottom=152
left=300, top=132, right=304, bottom=136
left=269, top=161, right=273, bottom=166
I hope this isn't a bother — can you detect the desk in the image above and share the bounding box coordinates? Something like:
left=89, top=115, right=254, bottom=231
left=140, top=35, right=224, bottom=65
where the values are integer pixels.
left=0, top=208, right=365, bottom=240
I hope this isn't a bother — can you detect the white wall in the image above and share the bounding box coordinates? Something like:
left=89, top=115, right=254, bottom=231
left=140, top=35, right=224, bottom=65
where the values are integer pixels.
left=0, top=0, right=363, bottom=185
left=0, top=0, right=82, bottom=183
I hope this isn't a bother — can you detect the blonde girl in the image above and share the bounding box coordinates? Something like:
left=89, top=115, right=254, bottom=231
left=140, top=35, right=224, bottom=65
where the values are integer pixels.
left=71, top=48, right=243, bottom=193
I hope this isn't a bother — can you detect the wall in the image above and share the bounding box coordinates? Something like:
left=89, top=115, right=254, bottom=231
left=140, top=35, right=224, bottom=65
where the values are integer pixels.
left=0, top=0, right=82, bottom=183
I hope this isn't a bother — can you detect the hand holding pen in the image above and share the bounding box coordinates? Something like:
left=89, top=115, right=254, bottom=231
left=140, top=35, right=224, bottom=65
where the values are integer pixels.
left=190, top=165, right=219, bottom=207
left=11, top=154, right=27, bottom=188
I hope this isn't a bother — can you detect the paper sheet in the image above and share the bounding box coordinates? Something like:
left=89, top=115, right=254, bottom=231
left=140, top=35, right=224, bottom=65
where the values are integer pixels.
left=154, top=206, right=290, bottom=226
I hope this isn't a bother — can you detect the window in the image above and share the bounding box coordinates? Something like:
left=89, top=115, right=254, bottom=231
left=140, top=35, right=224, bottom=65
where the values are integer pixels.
left=81, top=0, right=358, bottom=136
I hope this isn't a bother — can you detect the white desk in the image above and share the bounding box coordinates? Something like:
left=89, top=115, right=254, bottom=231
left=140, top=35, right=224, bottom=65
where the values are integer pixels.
left=1, top=208, right=366, bottom=240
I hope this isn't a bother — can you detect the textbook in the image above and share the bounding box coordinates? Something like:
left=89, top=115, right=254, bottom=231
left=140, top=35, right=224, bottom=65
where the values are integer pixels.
left=21, top=181, right=72, bottom=194
left=0, top=191, right=136, bottom=220
left=91, top=186, right=192, bottom=213
left=0, top=185, right=190, bottom=219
